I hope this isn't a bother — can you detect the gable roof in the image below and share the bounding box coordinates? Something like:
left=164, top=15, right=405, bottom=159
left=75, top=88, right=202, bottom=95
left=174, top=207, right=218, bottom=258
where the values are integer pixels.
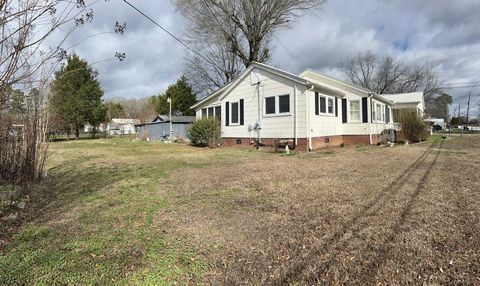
left=300, top=69, right=372, bottom=95
left=218, top=62, right=313, bottom=101
left=381, top=92, right=424, bottom=104
left=191, top=83, right=231, bottom=110
left=192, top=62, right=348, bottom=111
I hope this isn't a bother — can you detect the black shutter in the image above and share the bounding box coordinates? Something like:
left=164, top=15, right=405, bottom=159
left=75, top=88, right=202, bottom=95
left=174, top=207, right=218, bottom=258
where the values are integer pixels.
left=362, top=97, right=368, bottom=123
left=342, top=99, right=347, bottom=123
left=239, top=99, right=244, bottom=125
left=335, top=98, right=338, bottom=117
left=225, top=101, right=230, bottom=126
left=315, top=92, right=319, bottom=115
left=386, top=106, right=390, bottom=123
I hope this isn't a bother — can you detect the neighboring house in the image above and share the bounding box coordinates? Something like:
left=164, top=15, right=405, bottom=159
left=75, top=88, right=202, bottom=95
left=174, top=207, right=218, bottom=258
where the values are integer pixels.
left=382, top=92, right=425, bottom=122
left=106, top=118, right=140, bottom=135
left=84, top=123, right=106, bottom=133
left=424, top=118, right=447, bottom=130
left=135, top=115, right=196, bottom=140
left=192, top=62, right=424, bottom=151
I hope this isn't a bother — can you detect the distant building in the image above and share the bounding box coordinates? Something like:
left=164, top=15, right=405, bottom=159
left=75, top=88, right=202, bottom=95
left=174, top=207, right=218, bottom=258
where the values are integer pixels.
left=84, top=123, right=106, bottom=133
left=135, top=115, right=196, bottom=140
left=424, top=118, right=447, bottom=130
left=106, top=118, right=140, bottom=135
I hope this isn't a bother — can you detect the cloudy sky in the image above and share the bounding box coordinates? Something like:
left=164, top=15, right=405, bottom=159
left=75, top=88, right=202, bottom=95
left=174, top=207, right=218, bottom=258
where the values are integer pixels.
left=57, top=0, right=480, bottom=116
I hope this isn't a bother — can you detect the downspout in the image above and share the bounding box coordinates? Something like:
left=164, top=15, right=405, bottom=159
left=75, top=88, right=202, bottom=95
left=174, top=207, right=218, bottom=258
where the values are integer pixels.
left=306, top=84, right=314, bottom=151
left=294, top=85, right=297, bottom=146
left=368, top=92, right=373, bottom=145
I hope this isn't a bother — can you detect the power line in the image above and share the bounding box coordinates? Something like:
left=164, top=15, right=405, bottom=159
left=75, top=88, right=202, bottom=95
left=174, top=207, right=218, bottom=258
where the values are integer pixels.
left=123, top=0, right=211, bottom=63
left=441, top=85, right=479, bottom=90
left=442, top=81, right=480, bottom=86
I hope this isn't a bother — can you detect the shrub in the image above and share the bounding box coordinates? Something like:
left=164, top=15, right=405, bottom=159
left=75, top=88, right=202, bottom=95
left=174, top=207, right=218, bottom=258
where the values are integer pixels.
left=188, top=117, right=221, bottom=147
left=397, top=111, right=429, bottom=143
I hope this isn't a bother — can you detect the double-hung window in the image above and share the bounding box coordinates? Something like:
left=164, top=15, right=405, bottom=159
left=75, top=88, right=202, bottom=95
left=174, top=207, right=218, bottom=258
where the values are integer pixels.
left=231, top=101, right=239, bottom=124
left=349, top=100, right=360, bottom=121
left=318, top=94, right=335, bottom=116
left=264, top=94, right=290, bottom=116
left=372, top=101, right=385, bottom=122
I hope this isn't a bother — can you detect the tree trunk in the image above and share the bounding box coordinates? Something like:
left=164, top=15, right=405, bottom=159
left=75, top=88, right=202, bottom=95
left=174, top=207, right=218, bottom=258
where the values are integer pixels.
left=75, top=126, right=80, bottom=139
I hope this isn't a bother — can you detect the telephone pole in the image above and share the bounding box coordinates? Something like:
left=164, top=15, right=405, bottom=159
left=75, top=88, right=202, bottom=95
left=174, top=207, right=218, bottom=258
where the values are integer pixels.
left=466, top=90, right=471, bottom=124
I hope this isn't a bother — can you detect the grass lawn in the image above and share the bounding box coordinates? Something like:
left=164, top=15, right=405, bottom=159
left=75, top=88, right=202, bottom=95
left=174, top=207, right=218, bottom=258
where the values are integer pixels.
left=1, top=135, right=479, bottom=285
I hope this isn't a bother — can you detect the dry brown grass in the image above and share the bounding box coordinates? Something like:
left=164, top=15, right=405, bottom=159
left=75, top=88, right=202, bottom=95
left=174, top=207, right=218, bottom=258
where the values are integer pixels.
left=160, top=135, right=480, bottom=285
left=2, top=135, right=479, bottom=285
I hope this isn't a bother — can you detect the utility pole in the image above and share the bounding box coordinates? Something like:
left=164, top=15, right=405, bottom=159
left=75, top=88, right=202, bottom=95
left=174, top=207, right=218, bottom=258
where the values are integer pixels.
left=167, top=97, right=172, bottom=139
left=466, top=90, right=471, bottom=124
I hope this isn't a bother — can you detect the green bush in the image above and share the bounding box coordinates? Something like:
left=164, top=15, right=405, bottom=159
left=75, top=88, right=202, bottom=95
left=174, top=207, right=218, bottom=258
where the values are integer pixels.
left=188, top=117, right=221, bottom=147
left=397, top=111, right=429, bottom=143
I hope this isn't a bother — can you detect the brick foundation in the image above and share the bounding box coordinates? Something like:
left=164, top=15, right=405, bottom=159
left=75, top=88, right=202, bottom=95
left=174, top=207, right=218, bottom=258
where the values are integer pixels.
left=222, top=134, right=379, bottom=152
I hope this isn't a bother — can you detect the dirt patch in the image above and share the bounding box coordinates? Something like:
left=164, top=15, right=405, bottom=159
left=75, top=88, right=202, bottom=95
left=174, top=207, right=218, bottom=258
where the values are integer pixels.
left=162, top=136, right=480, bottom=285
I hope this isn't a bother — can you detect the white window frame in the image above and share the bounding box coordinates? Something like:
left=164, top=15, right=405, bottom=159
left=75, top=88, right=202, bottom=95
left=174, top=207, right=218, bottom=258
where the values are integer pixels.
left=348, top=99, right=361, bottom=122
left=230, top=101, right=240, bottom=125
left=202, top=105, right=220, bottom=119
left=372, top=100, right=385, bottom=123
left=263, top=94, right=291, bottom=117
left=318, top=94, right=336, bottom=116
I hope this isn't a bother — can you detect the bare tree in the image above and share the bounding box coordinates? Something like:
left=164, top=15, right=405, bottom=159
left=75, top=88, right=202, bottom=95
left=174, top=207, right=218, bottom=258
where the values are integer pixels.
left=343, top=51, right=442, bottom=96
left=0, top=0, right=118, bottom=190
left=174, top=0, right=327, bottom=97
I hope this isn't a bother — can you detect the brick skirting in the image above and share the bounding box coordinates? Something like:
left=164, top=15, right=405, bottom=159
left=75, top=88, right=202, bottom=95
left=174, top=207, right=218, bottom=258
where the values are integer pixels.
left=222, top=134, right=380, bottom=152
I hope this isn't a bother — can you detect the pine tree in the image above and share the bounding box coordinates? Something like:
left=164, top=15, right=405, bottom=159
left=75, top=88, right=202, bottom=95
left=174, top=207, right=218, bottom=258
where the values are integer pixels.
left=152, top=76, right=197, bottom=116
left=51, top=54, right=106, bottom=138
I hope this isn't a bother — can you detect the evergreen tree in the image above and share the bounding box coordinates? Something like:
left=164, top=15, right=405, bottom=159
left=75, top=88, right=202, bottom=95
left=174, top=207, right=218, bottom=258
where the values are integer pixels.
left=152, top=76, right=197, bottom=116
left=105, top=102, right=125, bottom=121
left=51, top=54, right=105, bottom=138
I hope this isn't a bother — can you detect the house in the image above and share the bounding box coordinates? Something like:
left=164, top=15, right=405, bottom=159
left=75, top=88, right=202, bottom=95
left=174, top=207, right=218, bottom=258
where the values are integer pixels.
left=382, top=92, right=425, bottom=122
left=192, top=62, right=424, bottom=151
left=135, top=115, right=196, bottom=140
left=84, top=123, right=106, bottom=133
left=106, top=118, right=140, bottom=135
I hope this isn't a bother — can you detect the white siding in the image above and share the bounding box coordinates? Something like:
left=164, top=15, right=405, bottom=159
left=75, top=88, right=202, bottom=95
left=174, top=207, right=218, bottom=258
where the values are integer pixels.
left=221, top=69, right=308, bottom=139
left=308, top=91, right=343, bottom=137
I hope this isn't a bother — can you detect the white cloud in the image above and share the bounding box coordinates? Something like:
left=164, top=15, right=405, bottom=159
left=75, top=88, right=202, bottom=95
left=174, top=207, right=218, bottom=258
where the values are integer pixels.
left=46, top=0, right=480, bottom=117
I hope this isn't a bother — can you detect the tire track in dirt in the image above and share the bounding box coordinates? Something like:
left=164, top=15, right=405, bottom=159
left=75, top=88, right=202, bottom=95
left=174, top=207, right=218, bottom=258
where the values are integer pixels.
left=276, top=140, right=444, bottom=284
left=362, top=140, right=444, bottom=284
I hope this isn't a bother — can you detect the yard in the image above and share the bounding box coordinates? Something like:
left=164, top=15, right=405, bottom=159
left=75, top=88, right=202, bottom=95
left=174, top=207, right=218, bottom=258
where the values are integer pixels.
left=1, top=135, right=479, bottom=285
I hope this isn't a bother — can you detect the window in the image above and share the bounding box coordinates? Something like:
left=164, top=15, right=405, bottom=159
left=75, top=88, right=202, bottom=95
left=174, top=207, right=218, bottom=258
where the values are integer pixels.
left=349, top=100, right=360, bottom=121
left=264, top=94, right=290, bottom=116
left=327, top=98, right=334, bottom=114
left=376, top=104, right=382, bottom=121
left=265, top=97, right=276, bottom=114
left=372, top=101, right=385, bottom=122
left=231, top=102, right=239, bottom=124
left=214, top=106, right=221, bottom=119
left=279, top=95, right=290, bottom=113
left=202, top=108, right=207, bottom=118
left=318, top=94, right=335, bottom=115
left=320, top=97, right=326, bottom=113
left=208, top=107, right=214, bottom=117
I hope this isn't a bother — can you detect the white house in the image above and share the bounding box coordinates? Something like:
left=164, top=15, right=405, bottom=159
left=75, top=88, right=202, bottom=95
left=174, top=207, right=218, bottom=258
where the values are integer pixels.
left=382, top=92, right=425, bottom=122
left=192, top=62, right=423, bottom=151
left=106, top=118, right=140, bottom=135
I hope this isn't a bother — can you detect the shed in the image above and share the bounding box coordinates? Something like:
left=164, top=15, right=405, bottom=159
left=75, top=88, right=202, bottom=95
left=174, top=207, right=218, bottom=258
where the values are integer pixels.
left=135, top=115, right=196, bottom=140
